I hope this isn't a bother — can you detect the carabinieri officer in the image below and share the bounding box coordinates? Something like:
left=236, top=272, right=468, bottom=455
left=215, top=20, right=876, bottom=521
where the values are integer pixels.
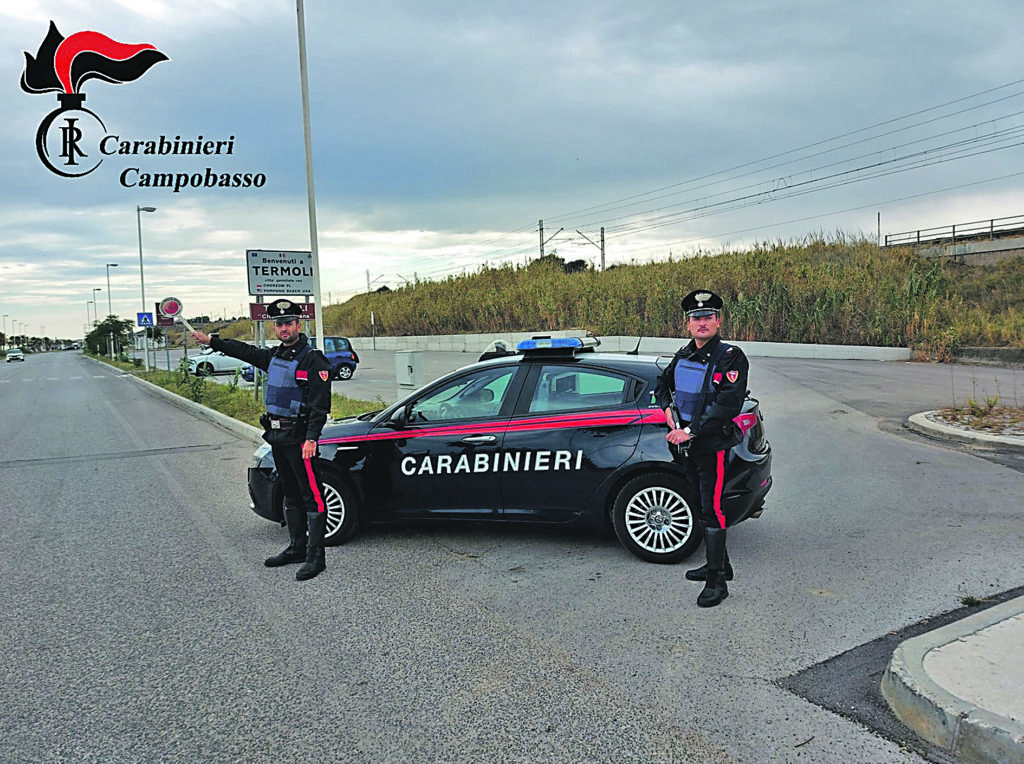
left=654, top=289, right=749, bottom=607
left=191, top=298, right=335, bottom=581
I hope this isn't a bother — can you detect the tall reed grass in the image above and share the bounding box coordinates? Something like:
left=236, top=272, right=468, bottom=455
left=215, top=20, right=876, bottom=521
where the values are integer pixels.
left=317, top=234, right=1023, bottom=356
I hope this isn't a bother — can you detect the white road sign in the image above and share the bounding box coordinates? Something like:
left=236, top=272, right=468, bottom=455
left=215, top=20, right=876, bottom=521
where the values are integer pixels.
left=246, top=249, right=314, bottom=296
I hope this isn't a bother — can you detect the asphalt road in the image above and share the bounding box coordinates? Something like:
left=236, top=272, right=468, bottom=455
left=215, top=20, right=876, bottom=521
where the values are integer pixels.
left=1, top=350, right=1021, bottom=762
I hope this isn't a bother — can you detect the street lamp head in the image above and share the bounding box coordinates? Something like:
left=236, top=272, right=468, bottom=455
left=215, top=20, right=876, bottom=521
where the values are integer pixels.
left=107, top=263, right=119, bottom=267
left=139, top=206, right=157, bottom=213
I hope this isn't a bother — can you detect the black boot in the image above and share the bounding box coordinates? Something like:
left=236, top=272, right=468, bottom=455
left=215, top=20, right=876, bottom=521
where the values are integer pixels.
left=685, top=521, right=733, bottom=581
left=296, top=512, right=326, bottom=581
left=685, top=555, right=733, bottom=582
left=264, top=501, right=307, bottom=567
left=697, top=528, right=729, bottom=607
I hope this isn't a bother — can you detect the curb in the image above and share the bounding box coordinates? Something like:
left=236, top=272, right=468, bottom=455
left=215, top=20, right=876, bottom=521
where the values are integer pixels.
left=907, top=412, right=1024, bottom=453
left=127, top=373, right=265, bottom=444
left=881, top=596, right=1024, bottom=763
left=85, top=357, right=263, bottom=445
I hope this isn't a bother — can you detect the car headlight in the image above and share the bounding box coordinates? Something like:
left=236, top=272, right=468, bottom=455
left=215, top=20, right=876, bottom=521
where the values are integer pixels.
left=252, top=443, right=273, bottom=468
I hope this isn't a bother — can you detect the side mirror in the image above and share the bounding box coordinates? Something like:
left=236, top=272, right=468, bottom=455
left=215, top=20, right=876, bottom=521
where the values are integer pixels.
left=390, top=406, right=409, bottom=429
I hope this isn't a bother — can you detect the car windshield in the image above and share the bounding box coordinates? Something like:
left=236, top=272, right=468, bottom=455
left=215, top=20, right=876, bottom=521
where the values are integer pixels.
left=407, top=367, right=516, bottom=422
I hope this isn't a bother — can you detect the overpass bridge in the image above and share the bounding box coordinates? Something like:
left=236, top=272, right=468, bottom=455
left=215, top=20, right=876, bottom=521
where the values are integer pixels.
left=884, top=213, right=1024, bottom=264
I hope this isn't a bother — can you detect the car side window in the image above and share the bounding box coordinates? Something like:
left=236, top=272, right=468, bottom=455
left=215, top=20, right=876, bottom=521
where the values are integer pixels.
left=324, top=338, right=337, bottom=353
left=408, top=367, right=516, bottom=422
left=528, top=366, right=631, bottom=414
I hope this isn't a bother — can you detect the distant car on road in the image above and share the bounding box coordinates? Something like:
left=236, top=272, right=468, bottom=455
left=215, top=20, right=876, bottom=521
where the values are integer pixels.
left=6, top=348, right=25, bottom=362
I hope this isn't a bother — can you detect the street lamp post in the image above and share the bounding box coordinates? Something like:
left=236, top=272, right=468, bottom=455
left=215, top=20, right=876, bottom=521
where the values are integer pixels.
left=105, top=263, right=118, bottom=316
left=137, top=205, right=157, bottom=371
left=92, top=288, right=102, bottom=325
left=106, top=263, right=118, bottom=357
left=2, top=314, right=7, bottom=350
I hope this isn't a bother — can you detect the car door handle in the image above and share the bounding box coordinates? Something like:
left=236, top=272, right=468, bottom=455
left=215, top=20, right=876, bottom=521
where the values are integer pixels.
left=461, top=435, right=497, bottom=443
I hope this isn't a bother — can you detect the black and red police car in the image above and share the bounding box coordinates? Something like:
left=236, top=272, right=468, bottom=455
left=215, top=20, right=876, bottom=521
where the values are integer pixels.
left=247, top=337, right=772, bottom=564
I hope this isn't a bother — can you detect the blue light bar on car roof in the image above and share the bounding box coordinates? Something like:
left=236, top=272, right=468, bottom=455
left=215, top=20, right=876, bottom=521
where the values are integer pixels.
left=516, top=336, right=600, bottom=352
left=517, top=337, right=582, bottom=351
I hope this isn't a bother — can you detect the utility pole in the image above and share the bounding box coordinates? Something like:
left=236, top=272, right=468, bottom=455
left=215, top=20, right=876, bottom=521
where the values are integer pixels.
left=575, top=226, right=606, bottom=270
left=538, top=219, right=564, bottom=260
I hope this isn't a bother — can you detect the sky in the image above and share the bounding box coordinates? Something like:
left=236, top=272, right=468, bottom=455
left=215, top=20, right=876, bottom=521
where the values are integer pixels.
left=2, top=0, right=1023, bottom=341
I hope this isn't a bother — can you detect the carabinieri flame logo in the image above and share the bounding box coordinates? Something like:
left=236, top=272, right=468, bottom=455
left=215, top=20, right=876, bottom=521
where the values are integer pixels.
left=21, top=21, right=169, bottom=177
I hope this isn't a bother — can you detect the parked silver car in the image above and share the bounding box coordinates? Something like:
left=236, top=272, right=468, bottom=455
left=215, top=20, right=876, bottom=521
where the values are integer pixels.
left=186, top=347, right=248, bottom=376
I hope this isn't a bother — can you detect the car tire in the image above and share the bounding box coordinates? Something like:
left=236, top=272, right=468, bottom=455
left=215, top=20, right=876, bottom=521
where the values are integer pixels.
left=319, top=462, right=359, bottom=546
left=612, top=473, right=701, bottom=564
left=196, top=362, right=214, bottom=376
left=335, top=364, right=354, bottom=380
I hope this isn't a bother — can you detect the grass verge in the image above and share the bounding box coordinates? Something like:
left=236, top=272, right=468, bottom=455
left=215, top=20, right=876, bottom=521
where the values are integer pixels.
left=933, top=405, right=1024, bottom=437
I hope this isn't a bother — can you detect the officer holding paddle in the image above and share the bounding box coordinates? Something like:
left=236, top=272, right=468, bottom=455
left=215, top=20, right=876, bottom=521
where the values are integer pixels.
left=192, top=298, right=334, bottom=581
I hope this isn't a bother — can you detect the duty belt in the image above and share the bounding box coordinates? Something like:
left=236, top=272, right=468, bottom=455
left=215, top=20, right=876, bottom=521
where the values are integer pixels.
left=268, top=416, right=296, bottom=430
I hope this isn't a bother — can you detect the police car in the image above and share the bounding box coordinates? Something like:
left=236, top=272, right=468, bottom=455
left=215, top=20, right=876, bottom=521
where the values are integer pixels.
left=247, top=337, right=772, bottom=564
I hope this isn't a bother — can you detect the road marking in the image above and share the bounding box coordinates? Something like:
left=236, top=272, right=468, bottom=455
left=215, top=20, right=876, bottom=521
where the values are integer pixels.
left=46, top=377, right=58, bottom=381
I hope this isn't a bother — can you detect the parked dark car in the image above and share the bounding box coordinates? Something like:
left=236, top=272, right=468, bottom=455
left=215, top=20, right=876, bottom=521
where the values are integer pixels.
left=321, top=336, right=360, bottom=380
left=240, top=336, right=359, bottom=383
left=248, top=337, right=772, bottom=564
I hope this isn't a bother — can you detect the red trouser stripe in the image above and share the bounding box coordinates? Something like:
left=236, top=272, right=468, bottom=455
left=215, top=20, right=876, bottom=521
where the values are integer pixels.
left=303, top=456, right=325, bottom=514
left=713, top=449, right=727, bottom=528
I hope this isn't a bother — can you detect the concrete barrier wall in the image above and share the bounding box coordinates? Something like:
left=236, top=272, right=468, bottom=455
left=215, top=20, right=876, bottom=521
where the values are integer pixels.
left=350, top=332, right=913, bottom=361
left=919, top=235, right=1024, bottom=265
left=956, top=347, right=1024, bottom=367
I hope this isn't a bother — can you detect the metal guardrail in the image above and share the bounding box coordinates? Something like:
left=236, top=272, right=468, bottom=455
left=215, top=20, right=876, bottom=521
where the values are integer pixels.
left=884, top=213, right=1024, bottom=247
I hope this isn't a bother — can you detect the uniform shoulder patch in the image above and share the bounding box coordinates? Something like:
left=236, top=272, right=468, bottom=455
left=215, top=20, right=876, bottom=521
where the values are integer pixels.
left=724, top=346, right=734, bottom=354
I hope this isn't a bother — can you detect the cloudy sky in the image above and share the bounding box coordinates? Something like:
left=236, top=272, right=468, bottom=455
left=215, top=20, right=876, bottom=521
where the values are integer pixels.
left=2, top=1, right=1023, bottom=340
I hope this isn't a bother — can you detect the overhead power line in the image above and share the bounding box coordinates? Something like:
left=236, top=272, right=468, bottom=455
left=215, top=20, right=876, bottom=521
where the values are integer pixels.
left=411, top=78, right=1024, bottom=280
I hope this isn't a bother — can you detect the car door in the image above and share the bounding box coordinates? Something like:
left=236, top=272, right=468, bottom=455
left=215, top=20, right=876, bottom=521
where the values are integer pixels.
left=500, top=362, right=645, bottom=522
left=362, top=363, right=527, bottom=520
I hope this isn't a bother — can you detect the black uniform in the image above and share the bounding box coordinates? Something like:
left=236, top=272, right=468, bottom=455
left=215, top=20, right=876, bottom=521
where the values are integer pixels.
left=210, top=333, right=333, bottom=573
left=655, top=332, right=748, bottom=528
left=655, top=331, right=749, bottom=606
